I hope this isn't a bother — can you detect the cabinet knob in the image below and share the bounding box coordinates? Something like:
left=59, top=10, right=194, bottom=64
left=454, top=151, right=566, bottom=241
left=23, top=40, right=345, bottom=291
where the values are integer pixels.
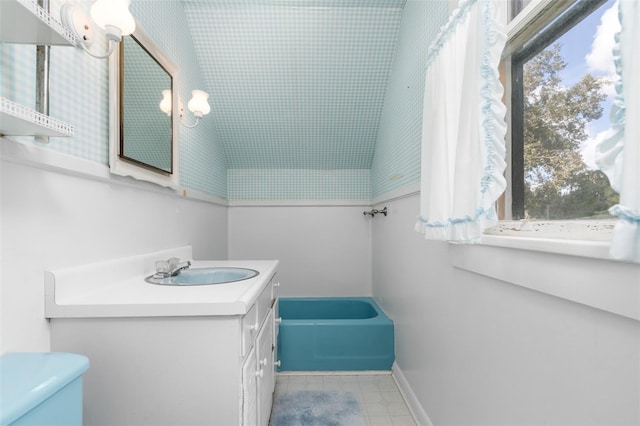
left=275, top=317, right=282, bottom=324
left=256, top=368, right=264, bottom=378
left=274, top=360, right=281, bottom=367
left=249, top=322, right=259, bottom=332
left=259, top=358, right=268, bottom=367
left=273, top=282, right=281, bottom=287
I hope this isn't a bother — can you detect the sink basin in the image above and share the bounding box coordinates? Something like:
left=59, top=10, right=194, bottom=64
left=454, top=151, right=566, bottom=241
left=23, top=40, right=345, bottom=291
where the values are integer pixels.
left=145, top=267, right=259, bottom=286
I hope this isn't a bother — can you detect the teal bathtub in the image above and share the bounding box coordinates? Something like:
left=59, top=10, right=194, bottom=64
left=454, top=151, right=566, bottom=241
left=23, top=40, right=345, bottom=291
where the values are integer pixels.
left=277, top=297, right=395, bottom=371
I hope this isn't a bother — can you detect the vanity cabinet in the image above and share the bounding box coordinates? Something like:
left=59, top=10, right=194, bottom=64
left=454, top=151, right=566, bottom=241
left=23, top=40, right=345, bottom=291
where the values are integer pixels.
left=256, top=309, right=275, bottom=424
left=50, top=273, right=281, bottom=426
left=242, top=346, right=259, bottom=426
left=242, top=279, right=278, bottom=426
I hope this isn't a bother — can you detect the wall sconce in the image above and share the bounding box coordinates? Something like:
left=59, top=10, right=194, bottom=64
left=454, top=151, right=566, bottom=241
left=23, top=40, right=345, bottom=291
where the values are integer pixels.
left=61, top=0, right=136, bottom=59
left=180, top=90, right=211, bottom=128
left=159, top=90, right=172, bottom=116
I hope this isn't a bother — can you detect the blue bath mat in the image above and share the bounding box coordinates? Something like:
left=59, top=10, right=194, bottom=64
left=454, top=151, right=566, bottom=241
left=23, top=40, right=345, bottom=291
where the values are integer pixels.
left=269, top=390, right=365, bottom=426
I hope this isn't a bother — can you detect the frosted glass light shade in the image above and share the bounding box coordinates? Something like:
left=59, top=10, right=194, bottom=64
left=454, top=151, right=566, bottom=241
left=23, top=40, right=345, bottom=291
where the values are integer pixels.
left=90, top=0, right=136, bottom=37
left=187, top=90, right=210, bottom=118
left=160, top=90, right=172, bottom=116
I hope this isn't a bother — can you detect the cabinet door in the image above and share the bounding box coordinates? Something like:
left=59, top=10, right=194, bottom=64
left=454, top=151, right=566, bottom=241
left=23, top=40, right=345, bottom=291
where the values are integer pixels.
left=256, top=309, right=274, bottom=426
left=242, top=346, right=258, bottom=426
left=242, top=302, right=258, bottom=357
left=272, top=298, right=280, bottom=388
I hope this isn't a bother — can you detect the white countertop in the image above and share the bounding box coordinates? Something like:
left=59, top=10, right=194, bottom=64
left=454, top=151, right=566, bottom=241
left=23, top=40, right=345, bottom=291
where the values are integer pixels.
left=45, top=247, right=279, bottom=318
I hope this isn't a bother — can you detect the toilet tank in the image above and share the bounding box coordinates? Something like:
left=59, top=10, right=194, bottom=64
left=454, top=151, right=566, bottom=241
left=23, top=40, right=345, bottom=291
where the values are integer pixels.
left=0, top=352, right=89, bottom=426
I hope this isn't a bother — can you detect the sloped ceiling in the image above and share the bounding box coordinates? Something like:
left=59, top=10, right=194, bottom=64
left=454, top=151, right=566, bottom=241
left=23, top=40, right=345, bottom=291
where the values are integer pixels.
left=181, top=0, right=406, bottom=170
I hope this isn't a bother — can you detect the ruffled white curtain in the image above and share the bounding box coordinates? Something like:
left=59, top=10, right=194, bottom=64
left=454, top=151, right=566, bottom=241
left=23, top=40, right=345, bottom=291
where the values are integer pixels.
left=595, top=0, right=640, bottom=263
left=415, top=0, right=507, bottom=243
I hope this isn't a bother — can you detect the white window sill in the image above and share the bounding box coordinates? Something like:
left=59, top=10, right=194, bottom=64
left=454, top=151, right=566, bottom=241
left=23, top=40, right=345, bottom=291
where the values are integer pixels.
left=479, top=234, right=611, bottom=260
left=450, top=222, right=640, bottom=321
left=480, top=220, right=615, bottom=260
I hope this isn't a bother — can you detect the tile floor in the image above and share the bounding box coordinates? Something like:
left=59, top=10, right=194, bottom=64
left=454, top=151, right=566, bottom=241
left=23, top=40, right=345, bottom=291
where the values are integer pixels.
left=274, top=373, right=417, bottom=426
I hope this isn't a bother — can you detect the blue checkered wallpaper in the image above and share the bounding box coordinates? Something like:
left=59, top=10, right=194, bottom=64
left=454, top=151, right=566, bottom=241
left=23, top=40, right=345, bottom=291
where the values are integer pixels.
left=2, top=0, right=450, bottom=201
left=228, top=169, right=370, bottom=200
left=371, top=0, right=449, bottom=198
left=131, top=0, right=228, bottom=197
left=0, top=43, right=36, bottom=109
left=1, top=0, right=227, bottom=198
left=182, top=0, right=405, bottom=200
left=0, top=0, right=110, bottom=161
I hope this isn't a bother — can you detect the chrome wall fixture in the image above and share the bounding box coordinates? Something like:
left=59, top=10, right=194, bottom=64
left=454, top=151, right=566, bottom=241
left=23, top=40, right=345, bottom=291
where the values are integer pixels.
left=363, top=207, right=387, bottom=217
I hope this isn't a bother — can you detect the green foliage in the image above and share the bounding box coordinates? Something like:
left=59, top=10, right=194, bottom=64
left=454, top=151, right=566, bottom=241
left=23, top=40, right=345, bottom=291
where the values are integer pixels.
left=522, top=43, right=618, bottom=219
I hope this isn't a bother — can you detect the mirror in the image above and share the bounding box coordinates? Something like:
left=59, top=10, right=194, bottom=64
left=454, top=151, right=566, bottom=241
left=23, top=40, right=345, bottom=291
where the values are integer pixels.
left=109, top=24, right=179, bottom=188
left=121, top=35, right=172, bottom=173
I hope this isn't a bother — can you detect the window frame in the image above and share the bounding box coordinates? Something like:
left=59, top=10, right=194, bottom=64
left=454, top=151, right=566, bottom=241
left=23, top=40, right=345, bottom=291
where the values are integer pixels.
left=493, top=0, right=617, bottom=252
left=510, top=0, right=610, bottom=220
left=452, top=1, right=635, bottom=317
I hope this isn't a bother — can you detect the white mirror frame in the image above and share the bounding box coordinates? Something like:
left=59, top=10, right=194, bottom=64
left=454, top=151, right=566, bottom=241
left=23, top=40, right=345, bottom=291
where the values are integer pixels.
left=108, top=23, right=180, bottom=189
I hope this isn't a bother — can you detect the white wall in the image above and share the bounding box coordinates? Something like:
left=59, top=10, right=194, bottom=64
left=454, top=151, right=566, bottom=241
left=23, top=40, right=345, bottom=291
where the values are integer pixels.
left=228, top=205, right=372, bottom=297
left=372, top=194, right=640, bottom=425
left=0, top=149, right=228, bottom=353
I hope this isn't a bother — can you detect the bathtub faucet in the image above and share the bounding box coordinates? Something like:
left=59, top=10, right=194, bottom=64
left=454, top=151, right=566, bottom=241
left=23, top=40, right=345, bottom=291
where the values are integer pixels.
left=363, top=207, right=387, bottom=217
left=154, top=257, right=191, bottom=278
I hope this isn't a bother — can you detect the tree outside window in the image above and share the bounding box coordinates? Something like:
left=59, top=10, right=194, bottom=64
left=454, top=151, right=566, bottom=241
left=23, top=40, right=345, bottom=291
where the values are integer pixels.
left=512, top=0, right=620, bottom=220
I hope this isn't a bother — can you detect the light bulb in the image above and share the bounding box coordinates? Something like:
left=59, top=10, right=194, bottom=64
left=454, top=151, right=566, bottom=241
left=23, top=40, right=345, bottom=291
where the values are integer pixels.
left=160, top=90, right=172, bottom=116
left=187, top=90, right=210, bottom=118
left=90, top=0, right=136, bottom=38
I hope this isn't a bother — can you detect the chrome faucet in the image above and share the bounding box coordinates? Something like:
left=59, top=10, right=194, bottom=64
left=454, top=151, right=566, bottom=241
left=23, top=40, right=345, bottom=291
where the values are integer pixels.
left=154, top=257, right=191, bottom=278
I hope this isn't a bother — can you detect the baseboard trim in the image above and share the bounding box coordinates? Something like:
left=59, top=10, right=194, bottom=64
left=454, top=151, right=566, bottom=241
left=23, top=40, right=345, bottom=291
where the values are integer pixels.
left=391, top=362, right=432, bottom=426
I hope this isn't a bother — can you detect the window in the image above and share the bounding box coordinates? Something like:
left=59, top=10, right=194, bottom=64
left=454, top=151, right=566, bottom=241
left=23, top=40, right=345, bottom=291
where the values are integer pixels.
left=505, top=0, right=620, bottom=222
left=510, top=0, right=534, bottom=20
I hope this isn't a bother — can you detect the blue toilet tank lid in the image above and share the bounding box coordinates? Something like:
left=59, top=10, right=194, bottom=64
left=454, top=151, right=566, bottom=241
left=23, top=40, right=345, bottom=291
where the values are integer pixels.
left=0, top=352, right=89, bottom=425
